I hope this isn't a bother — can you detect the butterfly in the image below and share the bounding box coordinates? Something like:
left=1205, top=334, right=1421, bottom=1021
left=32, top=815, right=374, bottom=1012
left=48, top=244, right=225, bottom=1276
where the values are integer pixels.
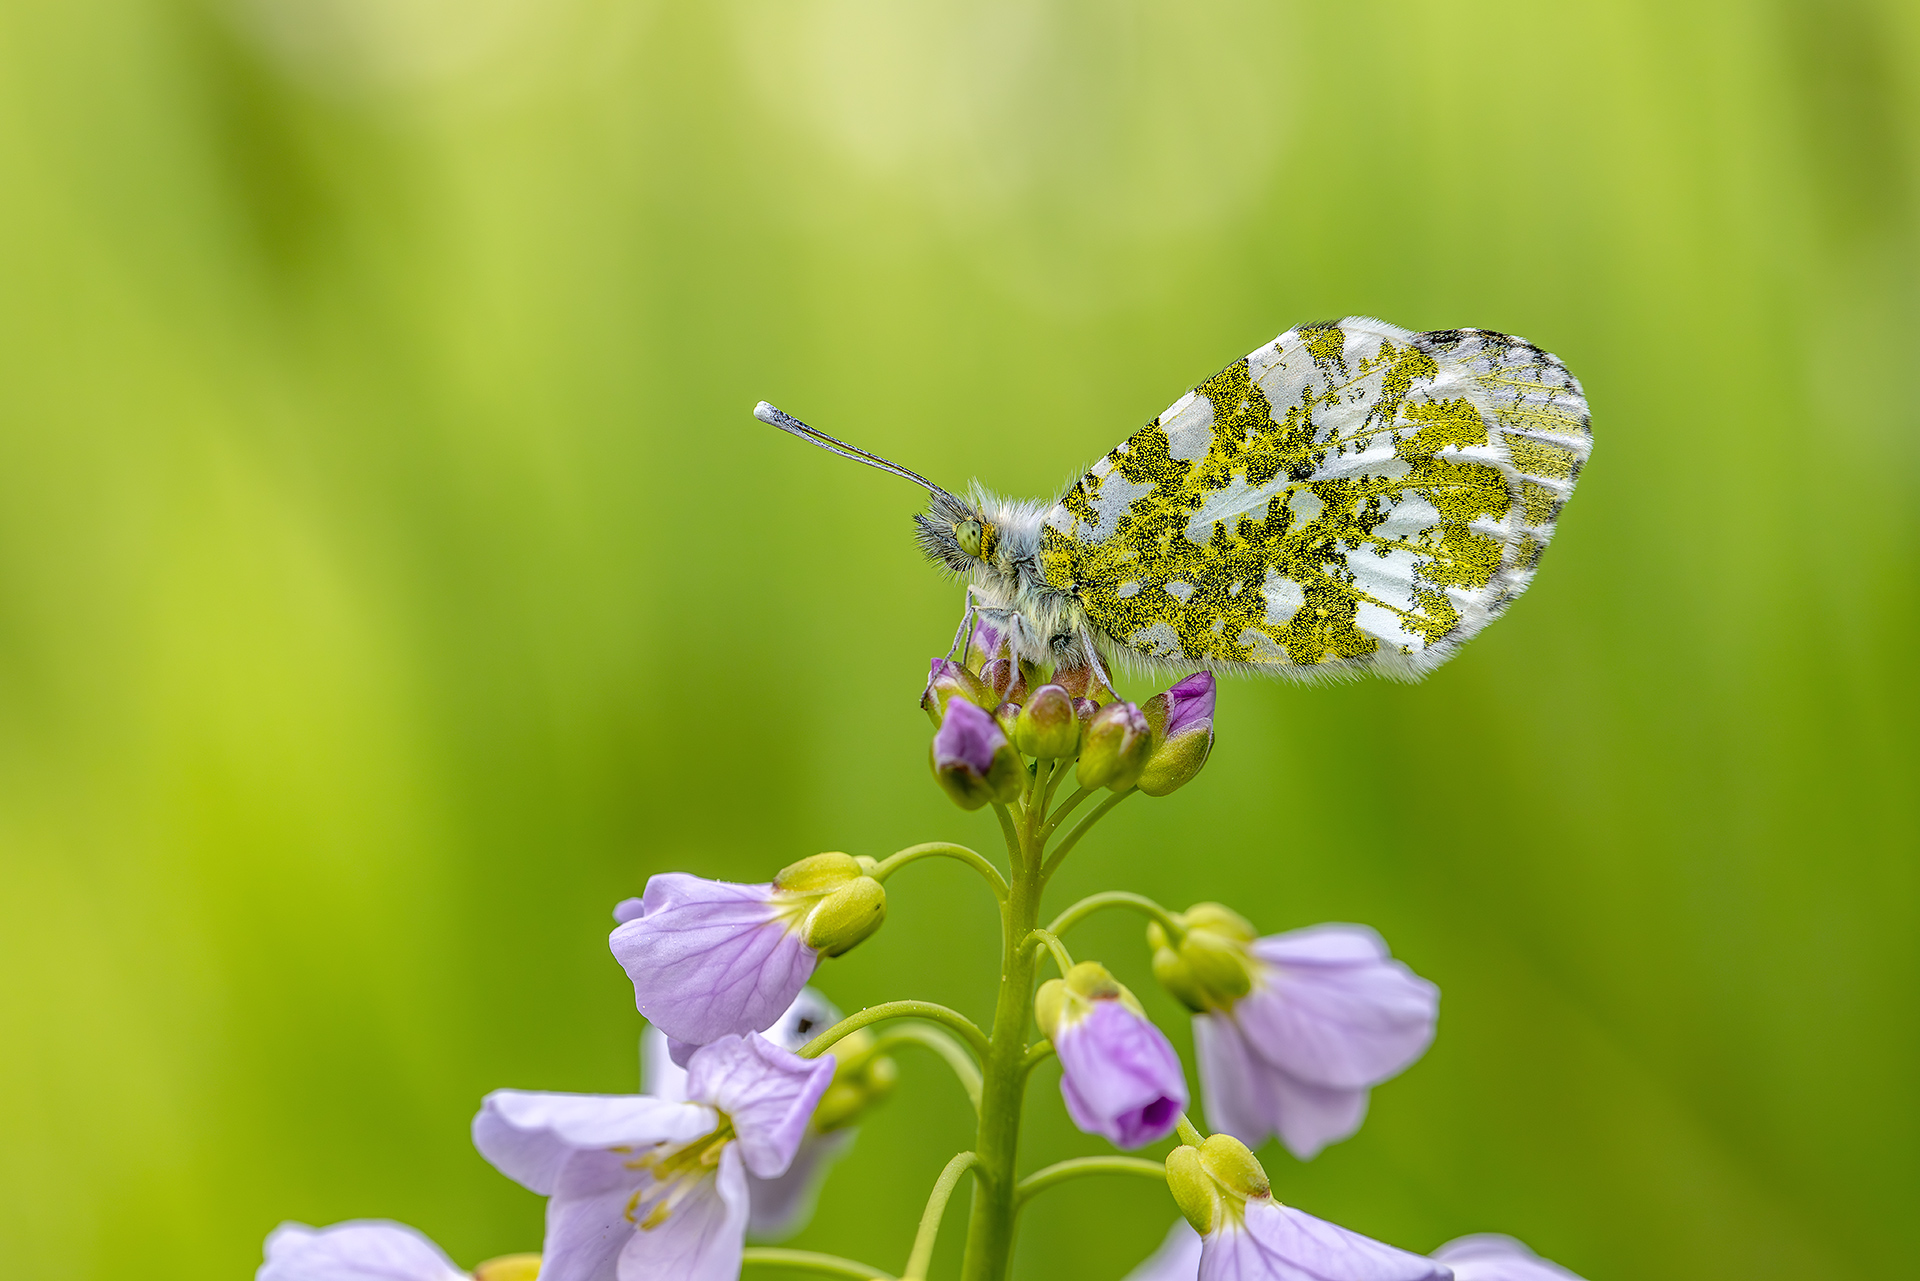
left=757, top=316, right=1590, bottom=684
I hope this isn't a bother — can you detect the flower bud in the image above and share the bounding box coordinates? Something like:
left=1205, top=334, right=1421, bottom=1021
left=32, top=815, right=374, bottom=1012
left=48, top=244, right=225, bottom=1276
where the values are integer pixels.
left=1054, top=663, right=1117, bottom=705
left=773, top=852, right=888, bottom=957
left=922, top=658, right=995, bottom=726
left=1034, top=960, right=1130, bottom=1037
left=1166, top=1133, right=1272, bottom=1235
left=1014, top=684, right=1080, bottom=759
left=1137, top=671, right=1216, bottom=797
left=1075, top=700, right=1152, bottom=792
left=930, top=697, right=1025, bottom=810
left=1148, top=902, right=1257, bottom=1013
left=810, top=1026, right=900, bottom=1132
left=474, top=1257, right=543, bottom=1281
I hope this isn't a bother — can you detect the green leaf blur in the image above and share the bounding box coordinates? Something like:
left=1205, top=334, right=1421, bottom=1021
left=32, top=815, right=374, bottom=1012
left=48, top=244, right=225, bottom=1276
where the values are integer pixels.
left=1, top=2, right=1914, bottom=1279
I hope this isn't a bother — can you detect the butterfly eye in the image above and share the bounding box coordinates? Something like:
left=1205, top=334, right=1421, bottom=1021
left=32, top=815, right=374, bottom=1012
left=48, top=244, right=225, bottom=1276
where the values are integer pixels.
left=955, top=519, right=986, bottom=559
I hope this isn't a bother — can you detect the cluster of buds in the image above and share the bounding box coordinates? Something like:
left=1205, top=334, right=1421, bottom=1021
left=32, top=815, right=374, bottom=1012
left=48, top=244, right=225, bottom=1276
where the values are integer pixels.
left=922, top=631, right=1216, bottom=809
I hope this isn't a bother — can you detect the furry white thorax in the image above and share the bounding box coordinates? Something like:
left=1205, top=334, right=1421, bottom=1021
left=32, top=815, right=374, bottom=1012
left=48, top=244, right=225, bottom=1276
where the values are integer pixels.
left=964, top=488, right=1093, bottom=668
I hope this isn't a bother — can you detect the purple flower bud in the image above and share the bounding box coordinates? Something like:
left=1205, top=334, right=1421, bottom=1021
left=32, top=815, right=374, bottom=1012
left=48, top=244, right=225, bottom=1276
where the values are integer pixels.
left=922, top=658, right=995, bottom=726
left=1076, top=700, right=1152, bottom=792
left=930, top=697, right=1024, bottom=810
left=1035, top=962, right=1188, bottom=1149
left=1139, top=672, right=1217, bottom=796
left=1164, top=1135, right=1447, bottom=1281
left=1191, top=924, right=1438, bottom=1160
left=1433, top=1235, right=1587, bottom=1280
left=969, top=617, right=1008, bottom=664
left=1014, top=684, right=1080, bottom=759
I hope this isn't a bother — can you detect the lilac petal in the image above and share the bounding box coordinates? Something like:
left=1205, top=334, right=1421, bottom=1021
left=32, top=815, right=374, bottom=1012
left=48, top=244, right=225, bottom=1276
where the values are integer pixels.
left=609, top=873, right=818, bottom=1045
left=1054, top=1002, right=1188, bottom=1149
left=258, top=1222, right=466, bottom=1281
left=746, top=1128, right=855, bottom=1240
left=1238, top=925, right=1438, bottom=1092
left=932, top=697, right=1006, bottom=774
left=684, top=1035, right=836, bottom=1179
left=1124, top=1221, right=1204, bottom=1281
left=1432, top=1236, right=1585, bottom=1281
left=616, top=1143, right=751, bottom=1281
left=472, top=1090, right=716, bottom=1195
left=612, top=897, right=645, bottom=924
left=1202, top=1198, right=1451, bottom=1281
left=1193, top=1009, right=1370, bottom=1160
left=1163, top=672, right=1216, bottom=738
left=537, top=1147, right=649, bottom=1281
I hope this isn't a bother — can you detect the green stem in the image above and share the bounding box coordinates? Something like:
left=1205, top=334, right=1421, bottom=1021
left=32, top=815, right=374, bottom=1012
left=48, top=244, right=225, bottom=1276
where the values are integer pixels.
left=959, top=793, right=1046, bottom=1281
left=902, top=1151, right=980, bottom=1281
left=1175, top=1112, right=1207, bottom=1147
left=869, top=842, right=1008, bottom=904
left=1041, top=785, right=1095, bottom=838
left=867, top=1024, right=984, bottom=1114
left=1018, top=1039, right=1056, bottom=1076
left=1023, top=927, right=1075, bottom=977
left=743, top=1247, right=896, bottom=1279
left=1013, top=1156, right=1168, bottom=1206
left=798, top=1001, right=989, bottom=1061
left=1039, top=790, right=1132, bottom=881
left=1045, top=890, right=1188, bottom=944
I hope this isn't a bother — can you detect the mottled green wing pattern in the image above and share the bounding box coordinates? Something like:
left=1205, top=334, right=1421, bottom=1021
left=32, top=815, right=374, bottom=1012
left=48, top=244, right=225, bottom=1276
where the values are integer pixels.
left=1037, top=318, right=1590, bottom=680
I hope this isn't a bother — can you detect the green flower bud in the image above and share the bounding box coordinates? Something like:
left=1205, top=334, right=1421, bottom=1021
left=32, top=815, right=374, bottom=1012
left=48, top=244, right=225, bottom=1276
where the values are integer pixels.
left=922, top=659, right=995, bottom=726
left=1136, top=673, right=1216, bottom=797
left=773, top=852, right=888, bottom=957
left=1033, top=959, right=1132, bottom=1039
left=1014, top=684, right=1080, bottom=759
left=474, top=1257, right=542, bottom=1281
left=1054, top=663, right=1117, bottom=705
left=1075, top=700, right=1152, bottom=792
left=1165, top=1133, right=1274, bottom=1235
left=1148, top=903, right=1257, bottom=1013
left=811, top=1026, right=899, bottom=1131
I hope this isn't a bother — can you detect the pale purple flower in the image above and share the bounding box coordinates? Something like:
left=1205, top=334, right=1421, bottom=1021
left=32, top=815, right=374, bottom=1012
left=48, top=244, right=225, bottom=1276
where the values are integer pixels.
left=473, top=1034, right=833, bottom=1281
left=1432, top=1236, right=1585, bottom=1280
left=643, top=988, right=855, bottom=1240
left=1055, top=999, right=1189, bottom=1149
left=1180, top=1204, right=1450, bottom=1281
left=930, top=696, right=1022, bottom=809
left=1195, top=924, right=1437, bottom=1159
left=257, top=1221, right=466, bottom=1281
left=1161, top=671, right=1216, bottom=737
left=610, top=874, right=819, bottom=1046
left=1124, top=1220, right=1204, bottom=1281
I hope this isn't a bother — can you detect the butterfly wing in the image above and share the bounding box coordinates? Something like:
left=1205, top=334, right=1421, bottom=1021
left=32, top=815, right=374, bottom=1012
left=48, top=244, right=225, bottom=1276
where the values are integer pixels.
left=1037, top=317, right=1591, bottom=680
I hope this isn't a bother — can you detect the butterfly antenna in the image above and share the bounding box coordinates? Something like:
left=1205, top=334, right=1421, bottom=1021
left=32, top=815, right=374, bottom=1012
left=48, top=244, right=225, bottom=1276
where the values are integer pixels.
left=753, top=401, right=958, bottom=501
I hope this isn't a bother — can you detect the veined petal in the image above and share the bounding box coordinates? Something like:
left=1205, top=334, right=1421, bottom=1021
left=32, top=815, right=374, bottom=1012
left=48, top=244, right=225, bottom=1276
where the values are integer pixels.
left=1125, top=1221, right=1205, bottom=1281
left=616, top=1143, right=751, bottom=1281
left=1238, top=926, right=1438, bottom=1092
left=609, top=873, right=818, bottom=1045
left=473, top=1091, right=716, bottom=1195
left=1432, top=1236, right=1585, bottom=1281
left=258, top=1221, right=467, bottom=1281
left=685, top=1035, right=835, bottom=1180
left=1203, top=1198, right=1450, bottom=1281
left=537, top=1147, right=649, bottom=1281
left=1192, top=1011, right=1369, bottom=1160
left=1055, top=1001, right=1188, bottom=1149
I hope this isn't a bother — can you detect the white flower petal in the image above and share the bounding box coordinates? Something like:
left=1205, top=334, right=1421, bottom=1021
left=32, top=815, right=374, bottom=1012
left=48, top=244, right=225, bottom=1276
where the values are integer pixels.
left=616, top=1143, right=751, bottom=1281
left=258, top=1221, right=466, bottom=1281
left=472, top=1091, right=715, bottom=1195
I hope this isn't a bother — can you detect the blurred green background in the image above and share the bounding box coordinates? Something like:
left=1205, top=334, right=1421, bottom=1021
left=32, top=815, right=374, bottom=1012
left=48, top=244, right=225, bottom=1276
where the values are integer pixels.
left=2, top=1, right=1916, bottom=1278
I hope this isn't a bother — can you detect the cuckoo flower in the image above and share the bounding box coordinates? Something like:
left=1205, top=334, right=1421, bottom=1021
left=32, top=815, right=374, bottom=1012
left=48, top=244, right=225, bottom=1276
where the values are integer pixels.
left=1166, top=1135, right=1450, bottom=1281
left=473, top=1034, right=833, bottom=1281
left=1036, top=961, right=1187, bottom=1149
left=1153, top=911, right=1438, bottom=1160
left=1432, top=1236, right=1586, bottom=1280
left=610, top=855, right=884, bottom=1047
left=929, top=696, right=1023, bottom=810
left=643, top=988, right=888, bottom=1240
left=257, top=1221, right=536, bottom=1281
left=1139, top=672, right=1216, bottom=796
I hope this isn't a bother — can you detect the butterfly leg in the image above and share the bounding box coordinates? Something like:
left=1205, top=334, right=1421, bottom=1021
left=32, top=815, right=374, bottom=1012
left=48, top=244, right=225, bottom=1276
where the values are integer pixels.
left=1076, top=627, right=1118, bottom=694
